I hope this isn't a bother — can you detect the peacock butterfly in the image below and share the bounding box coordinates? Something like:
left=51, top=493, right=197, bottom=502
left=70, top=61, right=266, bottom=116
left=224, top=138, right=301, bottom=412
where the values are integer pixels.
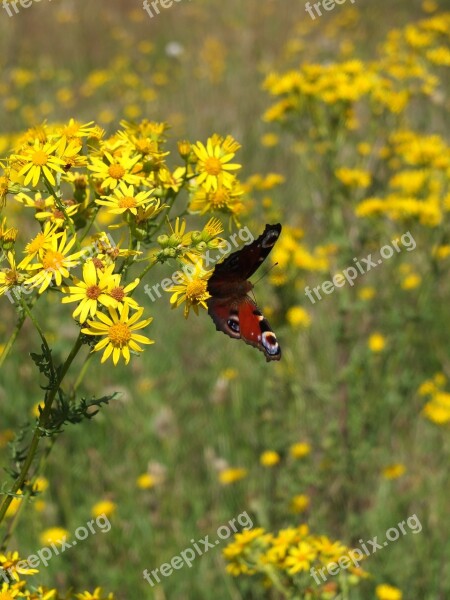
left=207, top=223, right=282, bottom=362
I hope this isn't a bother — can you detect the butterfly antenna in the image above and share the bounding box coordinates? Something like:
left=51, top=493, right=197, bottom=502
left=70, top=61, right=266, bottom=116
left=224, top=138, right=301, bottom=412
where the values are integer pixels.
left=253, top=262, right=279, bottom=287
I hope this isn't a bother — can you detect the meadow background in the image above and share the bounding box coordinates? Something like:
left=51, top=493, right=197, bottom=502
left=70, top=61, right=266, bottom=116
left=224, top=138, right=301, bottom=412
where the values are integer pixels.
left=0, top=0, right=449, bottom=598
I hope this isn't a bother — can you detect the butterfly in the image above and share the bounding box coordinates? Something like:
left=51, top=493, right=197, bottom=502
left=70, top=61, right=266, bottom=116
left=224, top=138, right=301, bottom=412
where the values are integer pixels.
left=206, top=224, right=282, bottom=362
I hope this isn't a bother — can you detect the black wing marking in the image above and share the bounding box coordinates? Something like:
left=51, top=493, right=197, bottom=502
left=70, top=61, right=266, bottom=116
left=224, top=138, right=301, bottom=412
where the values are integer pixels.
left=208, top=223, right=281, bottom=288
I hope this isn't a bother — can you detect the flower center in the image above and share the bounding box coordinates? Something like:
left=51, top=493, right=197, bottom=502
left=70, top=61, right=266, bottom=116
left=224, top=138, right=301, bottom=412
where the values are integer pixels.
left=210, top=188, right=228, bottom=207
left=5, top=269, right=18, bottom=285
left=86, top=284, right=101, bottom=300
left=32, top=150, right=49, bottom=166
left=108, top=322, right=131, bottom=347
left=185, top=279, right=207, bottom=301
left=108, top=164, right=126, bottom=180
left=92, top=258, right=105, bottom=270
left=204, top=157, right=222, bottom=176
left=109, top=286, right=124, bottom=301
left=118, top=196, right=137, bottom=209
left=42, top=250, right=64, bottom=271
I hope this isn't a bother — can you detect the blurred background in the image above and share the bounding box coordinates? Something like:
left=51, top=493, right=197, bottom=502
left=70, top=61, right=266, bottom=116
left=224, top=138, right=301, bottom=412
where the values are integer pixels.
left=0, top=0, right=449, bottom=598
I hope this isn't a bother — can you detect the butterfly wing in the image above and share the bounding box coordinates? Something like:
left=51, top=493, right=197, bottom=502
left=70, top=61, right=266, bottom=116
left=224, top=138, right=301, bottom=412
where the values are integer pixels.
left=207, top=223, right=281, bottom=297
left=206, top=223, right=282, bottom=361
left=207, top=296, right=281, bottom=362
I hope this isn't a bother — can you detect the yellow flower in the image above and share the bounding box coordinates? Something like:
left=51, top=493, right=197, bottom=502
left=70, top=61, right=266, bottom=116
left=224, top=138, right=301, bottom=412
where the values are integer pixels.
left=33, top=476, right=49, bottom=493
left=61, top=261, right=118, bottom=323
left=76, top=588, right=114, bottom=600
left=40, top=527, right=70, bottom=546
left=107, top=274, right=140, bottom=312
left=136, top=474, right=155, bottom=490
left=57, top=118, right=98, bottom=140
left=286, top=306, right=311, bottom=328
left=401, top=273, right=421, bottom=290
left=290, top=442, right=311, bottom=459
left=0, top=252, right=24, bottom=297
left=382, top=464, right=406, bottom=479
left=4, top=491, right=23, bottom=519
left=91, top=500, right=116, bottom=519
left=335, top=167, right=372, bottom=188
left=290, top=494, right=310, bottom=514
left=358, top=286, right=376, bottom=301
left=192, top=137, right=241, bottom=191
left=221, top=368, right=238, bottom=380
left=284, top=541, right=317, bottom=574
left=168, top=260, right=211, bottom=318
left=0, top=550, right=39, bottom=580
left=25, top=231, right=85, bottom=293
left=260, top=133, right=279, bottom=147
left=96, top=182, right=154, bottom=216
left=0, top=217, right=18, bottom=251
left=14, top=139, right=65, bottom=187
left=189, top=181, right=245, bottom=219
left=88, top=151, right=141, bottom=190
left=18, top=222, right=62, bottom=269
left=368, top=333, right=386, bottom=353
left=376, top=584, right=403, bottom=600
left=422, top=392, right=450, bottom=425
left=223, top=528, right=271, bottom=559
left=82, top=304, right=153, bottom=365
left=0, top=581, right=21, bottom=598
left=218, top=468, right=248, bottom=485
left=313, top=536, right=348, bottom=559
left=260, top=451, right=280, bottom=467
left=34, top=500, right=47, bottom=513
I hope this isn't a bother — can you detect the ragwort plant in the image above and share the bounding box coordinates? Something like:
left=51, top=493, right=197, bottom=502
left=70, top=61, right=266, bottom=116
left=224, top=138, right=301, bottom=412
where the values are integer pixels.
left=0, top=119, right=260, bottom=598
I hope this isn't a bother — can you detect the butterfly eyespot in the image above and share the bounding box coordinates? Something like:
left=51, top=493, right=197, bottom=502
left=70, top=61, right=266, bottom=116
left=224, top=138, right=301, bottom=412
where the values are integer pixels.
left=262, top=331, right=280, bottom=356
left=227, top=316, right=240, bottom=333
left=261, top=231, right=279, bottom=248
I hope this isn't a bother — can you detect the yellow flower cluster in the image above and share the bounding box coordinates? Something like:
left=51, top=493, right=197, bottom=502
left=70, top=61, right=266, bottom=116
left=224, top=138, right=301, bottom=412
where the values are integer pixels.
left=0, top=120, right=253, bottom=365
left=419, top=373, right=450, bottom=425
left=356, top=130, right=450, bottom=227
left=223, top=524, right=369, bottom=592
left=264, top=13, right=450, bottom=127
left=0, top=551, right=114, bottom=599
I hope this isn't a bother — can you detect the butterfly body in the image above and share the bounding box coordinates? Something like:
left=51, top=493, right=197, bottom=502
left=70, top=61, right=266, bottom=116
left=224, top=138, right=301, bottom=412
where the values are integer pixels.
left=207, top=224, right=282, bottom=362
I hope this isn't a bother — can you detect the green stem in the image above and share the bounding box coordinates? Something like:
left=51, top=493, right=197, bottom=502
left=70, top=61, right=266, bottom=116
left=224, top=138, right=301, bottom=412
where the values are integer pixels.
left=43, top=176, right=81, bottom=250
left=0, top=311, right=26, bottom=369
left=19, top=297, right=55, bottom=378
left=0, top=333, right=84, bottom=527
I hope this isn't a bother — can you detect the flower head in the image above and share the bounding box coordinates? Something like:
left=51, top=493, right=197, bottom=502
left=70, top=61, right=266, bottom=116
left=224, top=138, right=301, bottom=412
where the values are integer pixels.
left=14, top=139, right=65, bottom=187
left=81, top=304, right=153, bottom=365
left=168, top=260, right=211, bottom=318
left=192, top=137, right=241, bottom=192
left=61, top=261, right=118, bottom=322
left=96, top=182, right=154, bottom=216
left=26, top=231, right=85, bottom=293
